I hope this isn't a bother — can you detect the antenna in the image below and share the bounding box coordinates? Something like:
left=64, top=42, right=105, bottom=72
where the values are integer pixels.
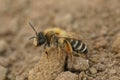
left=29, top=36, right=36, bottom=40
left=29, top=22, right=38, bottom=35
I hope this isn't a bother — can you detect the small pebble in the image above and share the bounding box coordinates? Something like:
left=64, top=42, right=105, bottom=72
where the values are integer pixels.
left=16, top=73, right=28, bottom=80
left=0, top=40, right=8, bottom=54
left=0, top=65, right=7, bottom=80
left=67, top=57, right=89, bottom=71
left=109, top=76, right=120, bottom=80
left=79, top=71, right=87, bottom=80
left=0, top=57, right=10, bottom=67
left=112, top=36, right=120, bottom=53
left=94, top=63, right=106, bottom=71
left=89, top=67, right=97, bottom=74
left=55, top=71, right=78, bottom=80
left=109, top=69, right=116, bottom=74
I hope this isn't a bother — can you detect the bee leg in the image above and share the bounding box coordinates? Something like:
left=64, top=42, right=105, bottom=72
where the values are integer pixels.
left=44, top=42, right=51, bottom=49
left=44, top=43, right=50, bottom=59
left=69, top=52, right=74, bottom=70
left=58, top=47, right=61, bottom=59
left=70, top=53, right=73, bottom=62
left=45, top=51, right=49, bottom=59
left=56, top=43, right=61, bottom=59
left=55, top=39, right=61, bottom=58
left=44, top=43, right=48, bottom=49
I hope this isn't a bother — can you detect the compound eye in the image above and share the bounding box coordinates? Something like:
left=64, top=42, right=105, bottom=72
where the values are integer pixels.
left=33, top=38, right=38, bottom=46
left=39, top=38, right=46, bottom=45
left=37, top=32, right=46, bottom=45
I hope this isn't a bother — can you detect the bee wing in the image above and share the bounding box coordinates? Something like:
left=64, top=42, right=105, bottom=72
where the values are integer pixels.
left=57, top=36, right=83, bottom=42
left=57, top=32, right=89, bottom=48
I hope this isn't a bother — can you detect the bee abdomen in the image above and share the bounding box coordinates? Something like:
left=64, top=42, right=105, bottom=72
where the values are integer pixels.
left=69, top=39, right=88, bottom=54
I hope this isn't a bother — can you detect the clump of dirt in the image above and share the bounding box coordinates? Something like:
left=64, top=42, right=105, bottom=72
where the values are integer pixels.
left=28, top=47, right=67, bottom=80
left=0, top=0, right=120, bottom=80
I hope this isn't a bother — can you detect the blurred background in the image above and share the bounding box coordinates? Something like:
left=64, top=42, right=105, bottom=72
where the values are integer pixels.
left=0, top=0, right=120, bottom=80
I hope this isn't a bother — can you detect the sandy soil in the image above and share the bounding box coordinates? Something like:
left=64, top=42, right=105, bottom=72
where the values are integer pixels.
left=0, top=0, right=120, bottom=80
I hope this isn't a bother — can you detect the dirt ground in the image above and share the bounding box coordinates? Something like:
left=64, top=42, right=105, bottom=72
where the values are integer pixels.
left=0, top=0, right=120, bottom=80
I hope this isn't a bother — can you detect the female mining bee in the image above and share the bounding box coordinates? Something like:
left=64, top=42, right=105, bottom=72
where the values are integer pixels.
left=29, top=22, right=88, bottom=56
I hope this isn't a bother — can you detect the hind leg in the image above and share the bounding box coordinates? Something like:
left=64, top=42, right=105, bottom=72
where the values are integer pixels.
left=43, top=43, right=51, bottom=59
left=69, top=52, right=74, bottom=70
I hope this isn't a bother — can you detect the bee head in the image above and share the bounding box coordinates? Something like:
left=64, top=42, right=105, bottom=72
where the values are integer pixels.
left=29, top=22, right=46, bottom=46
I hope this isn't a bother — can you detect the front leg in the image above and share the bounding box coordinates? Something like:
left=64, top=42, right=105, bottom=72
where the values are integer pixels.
left=44, top=43, right=51, bottom=59
left=44, top=42, right=50, bottom=49
left=44, top=43, right=48, bottom=49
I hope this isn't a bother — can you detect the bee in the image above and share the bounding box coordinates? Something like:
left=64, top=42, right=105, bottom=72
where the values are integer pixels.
left=29, top=22, right=88, bottom=56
